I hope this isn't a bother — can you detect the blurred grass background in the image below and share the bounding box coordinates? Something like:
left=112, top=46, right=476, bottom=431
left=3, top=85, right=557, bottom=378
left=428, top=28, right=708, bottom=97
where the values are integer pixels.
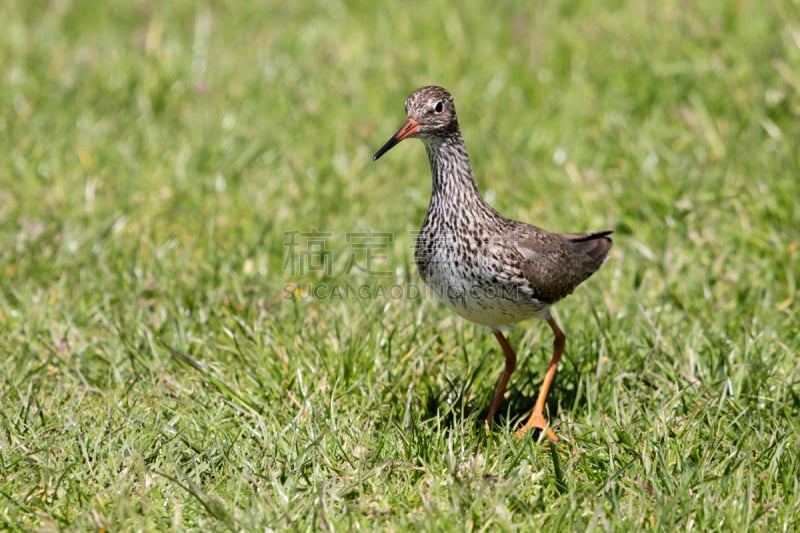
left=1, top=0, right=799, bottom=530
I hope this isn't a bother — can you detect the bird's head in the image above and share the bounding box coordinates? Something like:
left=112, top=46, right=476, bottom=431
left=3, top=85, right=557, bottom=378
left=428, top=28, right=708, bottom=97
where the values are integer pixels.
left=373, top=86, right=458, bottom=160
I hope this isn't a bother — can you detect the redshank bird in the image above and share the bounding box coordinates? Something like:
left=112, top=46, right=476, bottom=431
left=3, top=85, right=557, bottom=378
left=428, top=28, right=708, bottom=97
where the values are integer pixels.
left=373, top=86, right=612, bottom=440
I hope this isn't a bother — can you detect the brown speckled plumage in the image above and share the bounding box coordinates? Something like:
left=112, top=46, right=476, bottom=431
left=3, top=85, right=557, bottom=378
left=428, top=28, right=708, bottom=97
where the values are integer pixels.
left=373, top=86, right=612, bottom=440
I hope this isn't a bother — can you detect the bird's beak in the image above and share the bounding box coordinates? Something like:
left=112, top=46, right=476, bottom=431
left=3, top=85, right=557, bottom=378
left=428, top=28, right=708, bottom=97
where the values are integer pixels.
left=372, top=118, right=419, bottom=161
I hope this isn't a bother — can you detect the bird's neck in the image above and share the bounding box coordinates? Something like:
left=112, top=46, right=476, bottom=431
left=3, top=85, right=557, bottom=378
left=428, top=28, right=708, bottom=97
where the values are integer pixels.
left=423, top=131, right=497, bottom=217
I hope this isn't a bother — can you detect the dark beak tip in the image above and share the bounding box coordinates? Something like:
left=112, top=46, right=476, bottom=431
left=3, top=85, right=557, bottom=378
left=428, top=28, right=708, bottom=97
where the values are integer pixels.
left=373, top=117, right=418, bottom=161
left=372, top=139, right=397, bottom=161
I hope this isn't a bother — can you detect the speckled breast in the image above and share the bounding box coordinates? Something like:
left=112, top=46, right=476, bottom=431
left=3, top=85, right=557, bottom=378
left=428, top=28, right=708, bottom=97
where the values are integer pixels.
left=414, top=230, right=549, bottom=327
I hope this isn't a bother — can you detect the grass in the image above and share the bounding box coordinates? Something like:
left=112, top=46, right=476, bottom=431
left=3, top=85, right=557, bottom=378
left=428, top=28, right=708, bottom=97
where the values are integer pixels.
left=1, top=0, right=799, bottom=530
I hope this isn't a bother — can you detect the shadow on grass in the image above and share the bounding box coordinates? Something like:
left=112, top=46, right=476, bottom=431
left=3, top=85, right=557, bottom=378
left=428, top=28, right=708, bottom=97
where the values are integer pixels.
left=418, top=360, right=575, bottom=493
left=419, top=358, right=587, bottom=442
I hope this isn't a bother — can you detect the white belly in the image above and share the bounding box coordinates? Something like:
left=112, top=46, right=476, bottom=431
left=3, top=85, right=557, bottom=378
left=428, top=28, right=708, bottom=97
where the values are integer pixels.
left=419, top=256, right=549, bottom=328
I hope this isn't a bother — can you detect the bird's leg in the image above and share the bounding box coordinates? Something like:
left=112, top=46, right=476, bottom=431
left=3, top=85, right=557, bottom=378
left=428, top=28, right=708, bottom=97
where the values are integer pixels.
left=485, top=330, right=517, bottom=427
left=516, top=317, right=565, bottom=441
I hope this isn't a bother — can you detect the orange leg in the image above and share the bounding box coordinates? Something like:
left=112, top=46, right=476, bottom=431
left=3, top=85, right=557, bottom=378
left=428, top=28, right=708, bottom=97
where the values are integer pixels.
left=485, top=330, right=517, bottom=425
left=515, top=317, right=565, bottom=441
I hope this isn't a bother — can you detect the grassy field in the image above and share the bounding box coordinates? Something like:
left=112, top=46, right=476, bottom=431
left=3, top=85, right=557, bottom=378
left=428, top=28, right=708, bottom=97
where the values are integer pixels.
left=2, top=0, right=799, bottom=530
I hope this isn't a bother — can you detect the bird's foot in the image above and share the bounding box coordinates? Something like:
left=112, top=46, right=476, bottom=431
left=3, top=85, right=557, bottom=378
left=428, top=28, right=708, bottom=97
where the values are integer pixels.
left=515, top=412, right=559, bottom=442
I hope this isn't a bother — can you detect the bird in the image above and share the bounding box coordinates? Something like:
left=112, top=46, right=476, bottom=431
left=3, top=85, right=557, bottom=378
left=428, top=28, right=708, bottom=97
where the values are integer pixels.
left=372, top=86, right=612, bottom=440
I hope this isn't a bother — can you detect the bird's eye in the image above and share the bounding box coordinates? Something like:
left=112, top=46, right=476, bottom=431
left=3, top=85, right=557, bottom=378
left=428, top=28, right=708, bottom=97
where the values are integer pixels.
left=434, top=101, right=444, bottom=113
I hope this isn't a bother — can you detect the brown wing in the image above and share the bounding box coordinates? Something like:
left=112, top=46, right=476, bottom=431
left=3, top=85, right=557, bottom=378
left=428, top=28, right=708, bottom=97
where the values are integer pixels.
left=508, top=224, right=613, bottom=304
